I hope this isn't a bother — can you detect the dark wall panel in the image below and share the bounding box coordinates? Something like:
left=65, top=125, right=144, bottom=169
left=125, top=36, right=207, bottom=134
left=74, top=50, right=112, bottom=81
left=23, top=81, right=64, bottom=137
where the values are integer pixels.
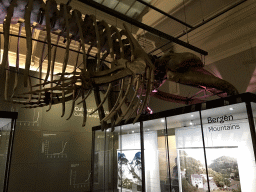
left=0, top=68, right=105, bottom=192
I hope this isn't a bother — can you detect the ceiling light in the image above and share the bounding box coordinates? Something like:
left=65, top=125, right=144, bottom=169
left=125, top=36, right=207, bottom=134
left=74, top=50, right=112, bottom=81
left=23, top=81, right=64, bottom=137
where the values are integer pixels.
left=229, top=107, right=234, bottom=111
left=161, top=119, right=165, bottom=123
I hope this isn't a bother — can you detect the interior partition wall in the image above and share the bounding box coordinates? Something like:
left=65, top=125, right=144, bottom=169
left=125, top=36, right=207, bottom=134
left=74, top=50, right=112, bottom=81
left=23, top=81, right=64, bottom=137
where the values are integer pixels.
left=91, top=93, right=256, bottom=192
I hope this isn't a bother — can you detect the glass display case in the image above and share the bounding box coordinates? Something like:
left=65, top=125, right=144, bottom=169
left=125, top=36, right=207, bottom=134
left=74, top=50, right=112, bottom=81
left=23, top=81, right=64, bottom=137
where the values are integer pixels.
left=0, top=111, right=18, bottom=192
left=91, top=93, right=256, bottom=192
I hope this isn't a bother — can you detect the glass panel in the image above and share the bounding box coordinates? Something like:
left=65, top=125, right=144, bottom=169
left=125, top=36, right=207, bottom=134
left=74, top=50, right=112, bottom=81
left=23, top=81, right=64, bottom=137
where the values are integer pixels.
left=93, top=124, right=141, bottom=192
left=201, top=103, right=256, bottom=192
left=104, top=127, right=118, bottom=191
left=143, top=118, right=169, bottom=192
left=0, top=119, right=12, bottom=191
left=167, top=111, right=210, bottom=192
left=93, top=129, right=105, bottom=191
left=117, top=123, right=142, bottom=192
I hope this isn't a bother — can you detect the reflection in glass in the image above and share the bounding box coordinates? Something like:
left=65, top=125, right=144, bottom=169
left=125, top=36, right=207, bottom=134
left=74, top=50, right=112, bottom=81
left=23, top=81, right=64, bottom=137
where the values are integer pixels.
left=0, top=120, right=12, bottom=191
left=104, top=128, right=117, bottom=191
left=144, top=118, right=168, bottom=191
left=93, top=124, right=142, bottom=191
left=93, top=129, right=105, bottom=191
left=167, top=111, right=210, bottom=192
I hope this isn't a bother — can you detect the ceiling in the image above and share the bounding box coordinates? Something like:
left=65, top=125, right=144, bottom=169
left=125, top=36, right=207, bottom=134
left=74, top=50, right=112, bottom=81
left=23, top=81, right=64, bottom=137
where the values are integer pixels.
left=1, top=0, right=250, bottom=82
left=75, top=0, right=247, bottom=57
left=92, top=0, right=153, bottom=19
left=136, top=0, right=246, bottom=56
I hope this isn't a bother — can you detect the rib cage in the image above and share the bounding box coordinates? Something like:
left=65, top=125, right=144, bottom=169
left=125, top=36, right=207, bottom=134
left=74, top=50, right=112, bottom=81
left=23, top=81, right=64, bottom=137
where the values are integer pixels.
left=0, top=0, right=239, bottom=130
left=0, top=0, right=155, bottom=129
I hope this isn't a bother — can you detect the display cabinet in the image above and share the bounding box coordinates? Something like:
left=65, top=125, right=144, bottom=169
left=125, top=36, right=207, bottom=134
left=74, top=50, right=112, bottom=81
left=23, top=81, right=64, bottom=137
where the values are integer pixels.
left=91, top=93, right=256, bottom=192
left=0, top=111, right=18, bottom=192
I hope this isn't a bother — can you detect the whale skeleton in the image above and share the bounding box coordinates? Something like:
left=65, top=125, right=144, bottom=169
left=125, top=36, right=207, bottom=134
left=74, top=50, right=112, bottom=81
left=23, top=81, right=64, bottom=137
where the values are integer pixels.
left=0, top=0, right=238, bottom=130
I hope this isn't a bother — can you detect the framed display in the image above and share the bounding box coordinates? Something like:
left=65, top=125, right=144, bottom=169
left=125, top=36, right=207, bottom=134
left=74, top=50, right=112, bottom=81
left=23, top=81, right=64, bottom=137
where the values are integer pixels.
left=178, top=147, right=241, bottom=192
left=117, top=150, right=142, bottom=191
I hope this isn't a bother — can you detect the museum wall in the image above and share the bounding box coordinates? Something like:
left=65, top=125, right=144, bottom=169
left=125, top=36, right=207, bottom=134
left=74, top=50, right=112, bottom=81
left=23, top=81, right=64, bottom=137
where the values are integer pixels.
left=204, top=46, right=256, bottom=94
left=0, top=68, right=106, bottom=192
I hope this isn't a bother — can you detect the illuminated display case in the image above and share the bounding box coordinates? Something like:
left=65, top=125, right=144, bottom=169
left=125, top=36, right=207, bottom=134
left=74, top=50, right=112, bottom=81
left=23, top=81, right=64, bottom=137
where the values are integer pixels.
left=0, top=111, right=18, bottom=192
left=91, top=93, right=256, bottom=192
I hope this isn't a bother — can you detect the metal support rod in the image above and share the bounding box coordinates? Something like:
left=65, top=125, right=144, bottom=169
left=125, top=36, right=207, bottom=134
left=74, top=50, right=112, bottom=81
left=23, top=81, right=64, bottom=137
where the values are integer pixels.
left=139, top=121, right=146, bottom=192
left=136, top=0, right=193, bottom=28
left=78, top=0, right=208, bottom=55
left=199, top=111, right=211, bottom=192
left=111, top=131, right=115, bottom=192
left=103, top=129, right=106, bottom=191
left=3, top=119, right=17, bottom=192
left=176, top=0, right=247, bottom=38
left=120, top=126, right=123, bottom=191
left=164, top=117, right=172, bottom=191
left=90, top=129, right=95, bottom=191
left=245, top=102, right=256, bottom=162
left=149, top=0, right=247, bottom=54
